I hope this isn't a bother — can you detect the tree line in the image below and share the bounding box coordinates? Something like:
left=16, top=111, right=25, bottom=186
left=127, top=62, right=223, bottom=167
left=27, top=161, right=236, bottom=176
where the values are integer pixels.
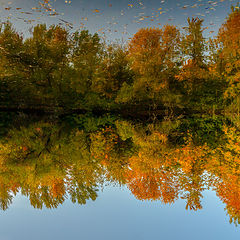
left=0, top=6, right=239, bottom=115
left=1, top=113, right=240, bottom=225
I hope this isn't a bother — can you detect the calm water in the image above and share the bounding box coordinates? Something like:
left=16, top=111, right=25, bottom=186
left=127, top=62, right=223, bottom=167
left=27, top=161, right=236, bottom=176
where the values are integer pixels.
left=0, top=112, right=240, bottom=239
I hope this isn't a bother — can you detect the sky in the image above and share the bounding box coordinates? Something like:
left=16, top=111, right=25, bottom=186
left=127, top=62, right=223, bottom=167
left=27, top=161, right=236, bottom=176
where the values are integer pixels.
left=0, top=0, right=239, bottom=42
left=0, top=186, right=240, bottom=240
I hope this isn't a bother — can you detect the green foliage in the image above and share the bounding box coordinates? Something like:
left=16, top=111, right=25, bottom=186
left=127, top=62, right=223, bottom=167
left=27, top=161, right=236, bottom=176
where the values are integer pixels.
left=115, top=120, right=135, bottom=141
left=65, top=113, right=117, bottom=132
left=1, top=113, right=240, bottom=226
left=171, top=116, right=226, bottom=147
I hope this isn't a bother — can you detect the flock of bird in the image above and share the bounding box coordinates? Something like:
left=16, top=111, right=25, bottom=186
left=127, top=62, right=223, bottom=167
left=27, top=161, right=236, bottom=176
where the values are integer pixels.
left=0, top=0, right=239, bottom=39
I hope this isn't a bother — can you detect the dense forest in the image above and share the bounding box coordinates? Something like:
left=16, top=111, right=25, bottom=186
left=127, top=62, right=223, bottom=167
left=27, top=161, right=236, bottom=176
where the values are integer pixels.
left=0, top=6, right=239, bottom=116
left=1, top=112, right=240, bottom=225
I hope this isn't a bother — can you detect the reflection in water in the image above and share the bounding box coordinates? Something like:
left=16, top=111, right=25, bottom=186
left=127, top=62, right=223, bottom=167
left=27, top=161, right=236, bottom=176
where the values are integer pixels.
left=0, top=113, right=240, bottom=225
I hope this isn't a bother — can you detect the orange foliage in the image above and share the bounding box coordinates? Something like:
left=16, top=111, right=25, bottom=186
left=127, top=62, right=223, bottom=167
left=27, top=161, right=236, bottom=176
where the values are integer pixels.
left=216, top=174, right=240, bottom=225
left=174, top=142, right=208, bottom=174
left=90, top=126, right=119, bottom=164
left=125, top=153, right=179, bottom=203
left=50, top=177, right=65, bottom=199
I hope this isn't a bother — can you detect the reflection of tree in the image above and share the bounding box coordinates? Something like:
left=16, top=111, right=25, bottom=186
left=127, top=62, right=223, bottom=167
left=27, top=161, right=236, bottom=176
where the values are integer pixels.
left=217, top=7, right=240, bottom=112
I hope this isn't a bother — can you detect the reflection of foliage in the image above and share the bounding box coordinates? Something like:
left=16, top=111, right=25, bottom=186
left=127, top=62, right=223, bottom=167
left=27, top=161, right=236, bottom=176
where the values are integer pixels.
left=123, top=26, right=182, bottom=109
left=0, top=112, right=16, bottom=137
left=66, top=113, right=117, bottom=132
left=218, top=8, right=240, bottom=103
left=1, top=7, right=240, bottom=114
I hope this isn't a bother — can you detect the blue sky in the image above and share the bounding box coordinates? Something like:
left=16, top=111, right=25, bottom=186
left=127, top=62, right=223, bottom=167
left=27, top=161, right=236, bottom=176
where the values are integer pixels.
left=0, top=186, right=239, bottom=240
left=0, top=0, right=239, bottom=41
